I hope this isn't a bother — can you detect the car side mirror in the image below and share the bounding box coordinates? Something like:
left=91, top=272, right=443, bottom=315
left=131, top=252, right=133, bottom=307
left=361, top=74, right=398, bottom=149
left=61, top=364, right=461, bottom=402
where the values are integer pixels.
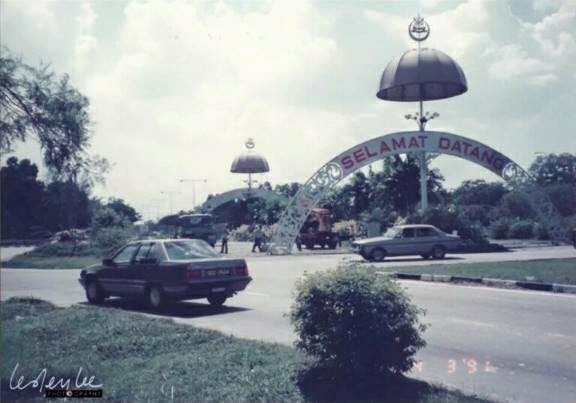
left=395, top=234, right=403, bottom=239
left=102, top=258, right=114, bottom=267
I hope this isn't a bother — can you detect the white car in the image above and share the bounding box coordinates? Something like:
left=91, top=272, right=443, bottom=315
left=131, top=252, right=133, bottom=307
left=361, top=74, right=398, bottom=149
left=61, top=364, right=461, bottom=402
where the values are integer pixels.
left=352, top=224, right=461, bottom=262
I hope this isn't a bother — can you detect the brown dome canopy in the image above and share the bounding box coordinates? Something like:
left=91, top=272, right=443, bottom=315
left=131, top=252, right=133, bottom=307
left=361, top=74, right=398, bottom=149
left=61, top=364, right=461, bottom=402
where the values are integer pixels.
left=230, top=151, right=270, bottom=174
left=377, top=48, right=467, bottom=102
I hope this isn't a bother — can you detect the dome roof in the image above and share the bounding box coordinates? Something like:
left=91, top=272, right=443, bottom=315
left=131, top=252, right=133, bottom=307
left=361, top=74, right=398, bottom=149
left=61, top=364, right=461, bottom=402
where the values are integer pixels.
left=377, top=48, right=467, bottom=102
left=230, top=151, right=270, bottom=174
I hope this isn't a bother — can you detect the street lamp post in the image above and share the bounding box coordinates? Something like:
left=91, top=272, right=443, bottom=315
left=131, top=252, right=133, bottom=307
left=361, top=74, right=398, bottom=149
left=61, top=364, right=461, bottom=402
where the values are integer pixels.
left=160, top=191, right=177, bottom=215
left=179, top=179, right=207, bottom=210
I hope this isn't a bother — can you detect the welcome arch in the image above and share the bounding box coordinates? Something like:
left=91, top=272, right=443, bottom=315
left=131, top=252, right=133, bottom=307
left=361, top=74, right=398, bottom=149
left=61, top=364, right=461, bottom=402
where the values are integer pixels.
left=269, top=130, right=567, bottom=254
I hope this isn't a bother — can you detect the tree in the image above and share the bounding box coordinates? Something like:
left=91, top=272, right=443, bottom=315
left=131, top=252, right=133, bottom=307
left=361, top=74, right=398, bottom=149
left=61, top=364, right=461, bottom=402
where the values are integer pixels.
left=0, top=48, right=108, bottom=182
left=529, top=153, right=576, bottom=186
left=42, top=180, right=91, bottom=231
left=380, top=155, right=444, bottom=216
left=0, top=157, right=45, bottom=238
left=528, top=153, right=576, bottom=217
left=106, top=198, right=141, bottom=223
left=452, top=180, right=508, bottom=206
left=274, top=182, right=301, bottom=199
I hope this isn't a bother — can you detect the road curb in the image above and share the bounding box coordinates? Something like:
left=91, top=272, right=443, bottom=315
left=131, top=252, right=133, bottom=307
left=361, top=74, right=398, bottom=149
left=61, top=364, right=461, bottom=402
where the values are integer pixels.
left=376, top=272, right=576, bottom=294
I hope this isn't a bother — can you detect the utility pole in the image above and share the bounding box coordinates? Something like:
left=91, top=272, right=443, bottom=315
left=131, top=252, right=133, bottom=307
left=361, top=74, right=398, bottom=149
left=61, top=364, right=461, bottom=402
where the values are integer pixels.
left=179, top=179, right=207, bottom=210
left=160, top=191, right=177, bottom=215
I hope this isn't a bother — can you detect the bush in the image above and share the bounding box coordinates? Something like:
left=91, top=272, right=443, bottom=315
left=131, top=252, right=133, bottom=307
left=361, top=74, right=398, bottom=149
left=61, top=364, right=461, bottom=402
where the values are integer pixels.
left=490, top=218, right=512, bottom=239
left=290, top=263, right=427, bottom=380
left=406, top=206, right=488, bottom=244
left=28, top=241, right=97, bottom=257
left=508, top=220, right=534, bottom=239
left=534, top=223, right=551, bottom=240
left=92, top=227, right=134, bottom=254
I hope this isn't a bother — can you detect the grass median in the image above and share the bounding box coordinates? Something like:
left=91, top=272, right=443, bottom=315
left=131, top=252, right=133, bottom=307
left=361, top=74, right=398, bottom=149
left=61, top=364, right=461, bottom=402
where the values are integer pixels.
left=3, top=255, right=100, bottom=269
left=367, top=258, right=576, bottom=285
left=1, top=298, right=492, bottom=403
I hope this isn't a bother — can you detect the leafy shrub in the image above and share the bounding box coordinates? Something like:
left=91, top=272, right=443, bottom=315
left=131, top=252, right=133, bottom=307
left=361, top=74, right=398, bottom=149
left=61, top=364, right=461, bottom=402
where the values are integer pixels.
left=508, top=220, right=534, bottom=239
left=534, top=223, right=551, bottom=240
left=28, top=241, right=97, bottom=257
left=92, top=227, right=134, bottom=254
left=229, top=224, right=273, bottom=242
left=229, top=224, right=252, bottom=242
left=490, top=217, right=512, bottom=239
left=458, top=205, right=491, bottom=227
left=406, top=206, right=488, bottom=244
left=290, top=263, right=427, bottom=380
left=492, top=192, right=535, bottom=220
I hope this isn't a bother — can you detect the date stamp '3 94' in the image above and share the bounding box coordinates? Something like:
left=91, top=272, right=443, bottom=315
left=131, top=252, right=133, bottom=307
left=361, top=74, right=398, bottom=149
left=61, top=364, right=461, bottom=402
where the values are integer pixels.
left=413, top=359, right=498, bottom=375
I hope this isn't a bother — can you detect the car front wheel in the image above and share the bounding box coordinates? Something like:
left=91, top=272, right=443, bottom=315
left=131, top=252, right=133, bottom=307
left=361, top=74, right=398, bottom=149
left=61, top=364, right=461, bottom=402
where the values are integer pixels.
left=207, top=294, right=227, bottom=307
left=147, top=286, right=166, bottom=311
left=370, top=248, right=386, bottom=262
left=431, top=245, right=446, bottom=260
left=86, top=280, right=105, bottom=304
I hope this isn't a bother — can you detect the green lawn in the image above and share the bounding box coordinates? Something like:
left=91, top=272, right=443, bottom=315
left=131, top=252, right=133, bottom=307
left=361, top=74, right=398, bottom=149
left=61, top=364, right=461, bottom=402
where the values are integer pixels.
left=3, top=254, right=100, bottom=269
left=368, top=258, right=576, bottom=285
left=1, top=298, right=493, bottom=403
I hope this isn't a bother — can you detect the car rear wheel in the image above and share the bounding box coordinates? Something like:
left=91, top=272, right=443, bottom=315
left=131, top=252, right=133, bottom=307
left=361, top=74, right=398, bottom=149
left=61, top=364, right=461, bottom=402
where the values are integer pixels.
left=86, top=280, right=105, bottom=304
left=421, top=254, right=431, bottom=259
left=370, top=248, right=386, bottom=262
left=147, top=286, right=166, bottom=311
left=431, top=245, right=446, bottom=260
left=207, top=294, right=227, bottom=307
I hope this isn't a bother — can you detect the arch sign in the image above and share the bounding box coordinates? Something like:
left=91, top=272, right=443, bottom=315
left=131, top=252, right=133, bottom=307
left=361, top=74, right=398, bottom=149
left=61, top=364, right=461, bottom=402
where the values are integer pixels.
left=268, top=130, right=567, bottom=254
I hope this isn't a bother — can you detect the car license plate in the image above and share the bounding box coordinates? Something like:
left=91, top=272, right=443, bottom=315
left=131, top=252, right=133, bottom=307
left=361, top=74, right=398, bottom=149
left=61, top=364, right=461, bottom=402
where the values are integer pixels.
left=205, top=269, right=230, bottom=276
left=212, top=287, right=225, bottom=293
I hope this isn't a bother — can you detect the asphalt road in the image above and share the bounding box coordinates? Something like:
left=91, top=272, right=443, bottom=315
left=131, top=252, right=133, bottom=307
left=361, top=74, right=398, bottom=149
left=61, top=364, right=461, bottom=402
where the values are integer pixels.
left=2, top=247, right=575, bottom=403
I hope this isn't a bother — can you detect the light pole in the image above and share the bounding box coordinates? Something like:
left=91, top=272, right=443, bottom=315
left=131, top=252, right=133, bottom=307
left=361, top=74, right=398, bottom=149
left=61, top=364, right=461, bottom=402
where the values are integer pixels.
left=179, top=179, right=207, bottom=210
left=160, top=191, right=177, bottom=215
left=404, top=110, right=439, bottom=212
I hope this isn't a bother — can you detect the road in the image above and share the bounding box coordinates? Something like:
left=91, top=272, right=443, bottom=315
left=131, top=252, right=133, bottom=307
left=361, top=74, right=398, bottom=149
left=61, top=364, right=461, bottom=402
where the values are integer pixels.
left=1, top=247, right=576, bottom=403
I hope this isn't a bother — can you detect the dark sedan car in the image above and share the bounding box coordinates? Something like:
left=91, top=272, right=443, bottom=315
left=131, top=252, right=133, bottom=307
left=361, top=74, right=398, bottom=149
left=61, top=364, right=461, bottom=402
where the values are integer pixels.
left=79, top=239, right=251, bottom=310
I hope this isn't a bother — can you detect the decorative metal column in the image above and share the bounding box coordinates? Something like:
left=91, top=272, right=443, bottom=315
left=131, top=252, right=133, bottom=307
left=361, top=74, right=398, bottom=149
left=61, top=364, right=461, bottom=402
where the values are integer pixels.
left=377, top=15, right=467, bottom=212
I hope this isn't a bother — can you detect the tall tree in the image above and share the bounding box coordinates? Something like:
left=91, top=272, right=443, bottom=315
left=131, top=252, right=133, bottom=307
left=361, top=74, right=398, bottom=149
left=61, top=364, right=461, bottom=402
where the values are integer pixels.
left=529, top=153, right=576, bottom=186
left=452, top=180, right=508, bottom=206
left=106, top=198, right=141, bottom=223
left=381, top=155, right=445, bottom=215
left=0, top=157, right=45, bottom=238
left=0, top=48, right=107, bottom=182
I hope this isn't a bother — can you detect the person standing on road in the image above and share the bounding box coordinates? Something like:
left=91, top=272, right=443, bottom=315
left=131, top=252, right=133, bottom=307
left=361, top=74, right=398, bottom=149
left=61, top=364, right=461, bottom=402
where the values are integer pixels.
left=252, top=225, right=265, bottom=253
left=220, top=225, right=229, bottom=254
left=295, top=234, right=302, bottom=252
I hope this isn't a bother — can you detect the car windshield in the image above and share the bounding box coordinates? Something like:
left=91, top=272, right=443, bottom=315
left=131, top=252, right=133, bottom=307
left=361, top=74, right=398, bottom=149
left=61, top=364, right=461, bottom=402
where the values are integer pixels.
left=164, top=240, right=219, bottom=260
left=383, top=227, right=402, bottom=238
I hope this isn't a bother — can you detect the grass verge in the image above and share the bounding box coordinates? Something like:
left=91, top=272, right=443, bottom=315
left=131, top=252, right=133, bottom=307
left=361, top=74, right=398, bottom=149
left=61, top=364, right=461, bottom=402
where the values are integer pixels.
left=368, top=258, right=576, bottom=285
left=3, top=255, right=100, bottom=269
left=1, top=298, right=492, bottom=402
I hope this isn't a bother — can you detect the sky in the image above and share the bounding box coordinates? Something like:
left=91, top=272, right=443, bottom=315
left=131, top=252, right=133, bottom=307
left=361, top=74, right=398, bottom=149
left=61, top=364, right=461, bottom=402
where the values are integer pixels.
left=2, top=0, right=575, bottom=220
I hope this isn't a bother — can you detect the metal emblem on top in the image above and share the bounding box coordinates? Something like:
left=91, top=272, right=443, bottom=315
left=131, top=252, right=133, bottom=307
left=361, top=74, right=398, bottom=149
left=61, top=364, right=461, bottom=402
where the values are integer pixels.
left=409, top=15, right=430, bottom=42
left=245, top=138, right=255, bottom=149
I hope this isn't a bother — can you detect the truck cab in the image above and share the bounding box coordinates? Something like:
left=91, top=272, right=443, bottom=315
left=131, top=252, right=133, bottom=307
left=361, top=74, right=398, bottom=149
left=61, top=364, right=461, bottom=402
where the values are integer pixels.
left=300, top=208, right=339, bottom=250
left=176, top=214, right=218, bottom=247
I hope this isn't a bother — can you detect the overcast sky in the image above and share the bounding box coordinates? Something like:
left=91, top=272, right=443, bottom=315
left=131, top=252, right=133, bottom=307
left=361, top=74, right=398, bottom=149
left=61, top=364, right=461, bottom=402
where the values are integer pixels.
left=2, top=0, right=575, bottom=219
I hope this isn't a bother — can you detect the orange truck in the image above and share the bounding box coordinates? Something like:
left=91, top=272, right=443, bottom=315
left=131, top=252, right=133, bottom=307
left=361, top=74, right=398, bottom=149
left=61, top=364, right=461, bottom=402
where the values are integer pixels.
left=299, top=208, right=339, bottom=250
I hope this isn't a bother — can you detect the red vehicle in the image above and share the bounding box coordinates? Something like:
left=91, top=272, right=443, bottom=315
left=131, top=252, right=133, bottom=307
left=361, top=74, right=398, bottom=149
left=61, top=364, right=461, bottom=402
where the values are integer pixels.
left=299, top=208, right=339, bottom=250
